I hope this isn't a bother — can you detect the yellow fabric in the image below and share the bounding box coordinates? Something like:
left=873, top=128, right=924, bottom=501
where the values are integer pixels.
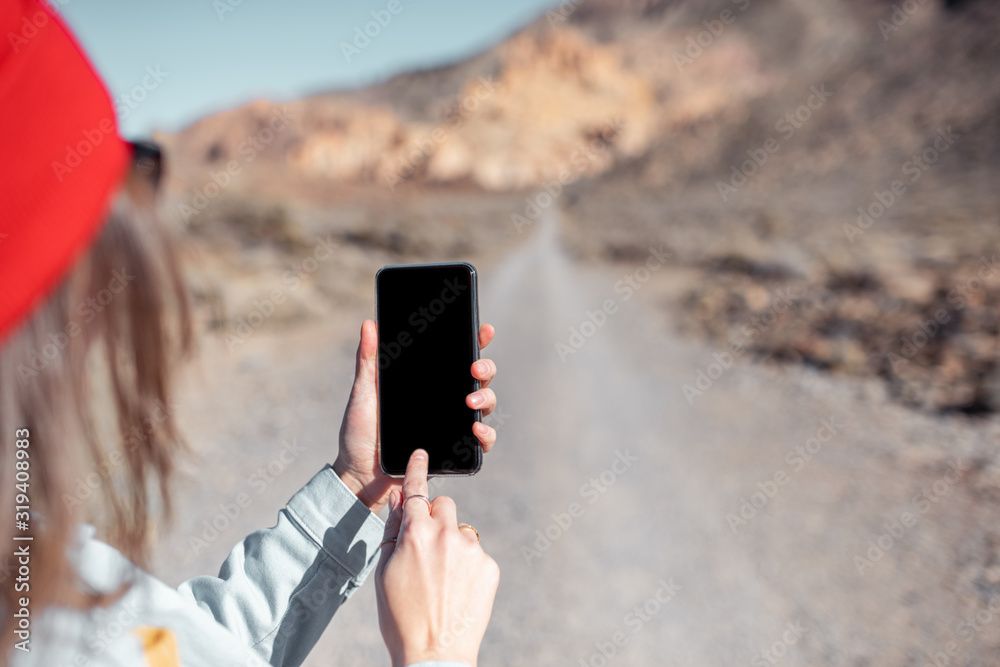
left=133, top=626, right=181, bottom=667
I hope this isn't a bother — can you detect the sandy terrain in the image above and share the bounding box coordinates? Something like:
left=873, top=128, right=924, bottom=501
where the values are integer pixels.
left=155, top=209, right=1000, bottom=666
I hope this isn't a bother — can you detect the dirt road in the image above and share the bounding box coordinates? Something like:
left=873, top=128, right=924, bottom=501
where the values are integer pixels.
left=160, top=210, right=1000, bottom=666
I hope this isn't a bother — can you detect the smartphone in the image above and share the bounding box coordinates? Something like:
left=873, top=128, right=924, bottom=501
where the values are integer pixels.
left=376, top=262, right=481, bottom=477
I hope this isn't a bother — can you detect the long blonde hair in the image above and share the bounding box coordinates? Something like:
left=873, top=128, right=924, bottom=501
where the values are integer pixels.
left=0, top=162, right=191, bottom=655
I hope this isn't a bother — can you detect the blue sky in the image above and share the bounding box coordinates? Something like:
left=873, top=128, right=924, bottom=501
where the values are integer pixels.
left=60, top=0, right=556, bottom=137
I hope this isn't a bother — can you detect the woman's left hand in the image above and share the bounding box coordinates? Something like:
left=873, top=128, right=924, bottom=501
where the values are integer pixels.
left=333, top=319, right=498, bottom=513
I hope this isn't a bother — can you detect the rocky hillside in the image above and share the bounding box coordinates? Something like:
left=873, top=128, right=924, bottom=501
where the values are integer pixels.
left=163, top=0, right=1000, bottom=197
left=160, top=0, right=778, bottom=198
left=160, top=0, right=1000, bottom=415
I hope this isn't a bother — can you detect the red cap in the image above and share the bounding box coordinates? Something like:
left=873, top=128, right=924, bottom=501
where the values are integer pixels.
left=0, top=0, right=131, bottom=345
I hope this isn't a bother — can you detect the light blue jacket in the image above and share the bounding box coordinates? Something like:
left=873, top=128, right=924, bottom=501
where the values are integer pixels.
left=10, top=466, right=467, bottom=667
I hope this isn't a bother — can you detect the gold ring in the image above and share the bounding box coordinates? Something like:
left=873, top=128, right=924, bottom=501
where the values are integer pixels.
left=458, top=523, right=480, bottom=542
left=403, top=494, right=432, bottom=512
left=379, top=538, right=397, bottom=548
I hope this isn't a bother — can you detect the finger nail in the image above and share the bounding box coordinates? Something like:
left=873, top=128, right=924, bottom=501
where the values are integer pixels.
left=474, top=361, right=488, bottom=375
left=412, top=449, right=428, bottom=461
left=469, top=393, right=484, bottom=407
left=475, top=422, right=487, bottom=435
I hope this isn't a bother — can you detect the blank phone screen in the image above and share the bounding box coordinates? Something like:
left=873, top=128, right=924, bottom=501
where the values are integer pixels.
left=376, top=263, right=480, bottom=476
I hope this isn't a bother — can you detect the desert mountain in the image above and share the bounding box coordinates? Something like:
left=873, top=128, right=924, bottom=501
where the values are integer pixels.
left=163, top=0, right=999, bottom=203
left=162, top=0, right=1000, bottom=415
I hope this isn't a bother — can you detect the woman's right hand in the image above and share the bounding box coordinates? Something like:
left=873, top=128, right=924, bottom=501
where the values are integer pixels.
left=375, top=449, right=500, bottom=667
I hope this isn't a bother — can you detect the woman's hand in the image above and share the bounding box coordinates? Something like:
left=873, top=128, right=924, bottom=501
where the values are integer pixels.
left=376, top=450, right=499, bottom=667
left=333, top=319, right=498, bottom=513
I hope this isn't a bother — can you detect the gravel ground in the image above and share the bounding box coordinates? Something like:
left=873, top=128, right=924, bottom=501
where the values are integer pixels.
left=154, top=209, right=1000, bottom=666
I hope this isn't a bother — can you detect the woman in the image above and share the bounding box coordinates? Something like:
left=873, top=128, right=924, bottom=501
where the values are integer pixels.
left=0, top=1, right=500, bottom=665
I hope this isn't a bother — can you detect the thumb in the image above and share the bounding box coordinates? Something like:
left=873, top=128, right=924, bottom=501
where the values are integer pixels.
left=339, top=320, right=378, bottom=449
left=377, top=490, right=402, bottom=575
left=353, top=319, right=378, bottom=391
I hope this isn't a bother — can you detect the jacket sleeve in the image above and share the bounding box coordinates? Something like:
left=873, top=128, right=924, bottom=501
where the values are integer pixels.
left=176, top=465, right=385, bottom=667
